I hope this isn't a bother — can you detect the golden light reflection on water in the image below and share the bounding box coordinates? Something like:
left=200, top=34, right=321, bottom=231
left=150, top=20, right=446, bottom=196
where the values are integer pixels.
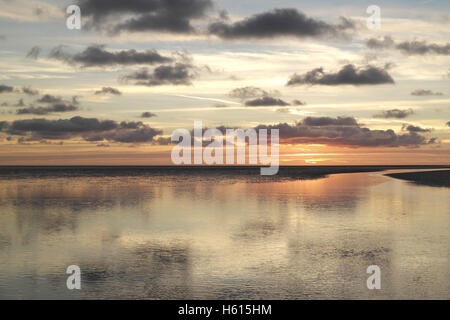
left=0, top=171, right=449, bottom=299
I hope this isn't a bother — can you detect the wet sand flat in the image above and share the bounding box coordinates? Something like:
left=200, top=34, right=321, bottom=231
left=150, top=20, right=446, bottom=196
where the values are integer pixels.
left=386, top=170, right=450, bottom=188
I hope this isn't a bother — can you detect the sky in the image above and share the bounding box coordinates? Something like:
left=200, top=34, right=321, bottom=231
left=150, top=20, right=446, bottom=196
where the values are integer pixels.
left=0, top=0, right=449, bottom=165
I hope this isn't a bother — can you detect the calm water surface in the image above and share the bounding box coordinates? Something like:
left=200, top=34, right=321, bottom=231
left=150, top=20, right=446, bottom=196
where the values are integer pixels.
left=0, top=170, right=449, bottom=299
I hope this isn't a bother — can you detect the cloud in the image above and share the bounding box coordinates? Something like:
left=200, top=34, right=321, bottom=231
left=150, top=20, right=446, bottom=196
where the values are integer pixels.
left=15, top=99, right=25, bottom=107
left=292, top=100, right=306, bottom=106
left=396, top=41, right=450, bottom=55
left=365, top=36, right=395, bottom=49
left=86, top=126, right=162, bottom=143
left=141, top=112, right=157, bottom=118
left=5, top=117, right=116, bottom=137
left=37, top=94, right=64, bottom=104
left=0, top=121, right=8, bottom=130
left=366, top=36, right=450, bottom=55
left=21, top=86, right=39, bottom=96
left=411, top=89, right=443, bottom=96
left=0, top=85, right=14, bottom=94
left=0, top=84, right=39, bottom=96
left=16, top=103, right=78, bottom=115
left=276, top=108, right=297, bottom=114
left=287, top=64, right=394, bottom=86
left=245, top=96, right=290, bottom=107
left=447, top=121, right=450, bottom=127
left=303, top=116, right=358, bottom=126
left=49, top=45, right=173, bottom=68
left=94, top=87, right=122, bottom=95
left=13, top=94, right=82, bottom=114
left=208, top=9, right=355, bottom=40
left=77, top=0, right=213, bottom=34
left=72, top=96, right=81, bottom=105
left=252, top=116, right=433, bottom=147
left=2, top=116, right=162, bottom=143
left=402, top=125, right=431, bottom=133
left=36, top=93, right=79, bottom=105
left=26, top=46, right=41, bottom=59
left=373, top=109, right=414, bottom=119
left=229, top=86, right=298, bottom=107
left=122, top=63, right=194, bottom=86
left=33, top=7, right=45, bottom=17
left=229, top=86, right=280, bottom=100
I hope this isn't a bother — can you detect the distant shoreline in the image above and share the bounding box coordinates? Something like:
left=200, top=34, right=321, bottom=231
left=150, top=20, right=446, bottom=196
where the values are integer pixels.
left=0, top=165, right=449, bottom=180
left=386, top=170, right=450, bottom=188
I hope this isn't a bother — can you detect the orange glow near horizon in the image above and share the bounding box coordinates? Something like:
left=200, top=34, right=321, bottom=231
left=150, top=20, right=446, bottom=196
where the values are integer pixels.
left=0, top=141, right=448, bottom=166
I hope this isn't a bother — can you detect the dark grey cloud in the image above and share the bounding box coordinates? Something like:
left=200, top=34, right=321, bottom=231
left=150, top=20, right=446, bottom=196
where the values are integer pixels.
left=122, top=63, right=194, bottom=86
left=292, top=100, right=306, bottom=106
left=5, top=117, right=116, bottom=137
left=72, top=96, right=81, bottom=105
left=26, top=46, right=41, bottom=59
left=77, top=0, right=213, bottom=34
left=0, top=121, right=9, bottom=130
left=303, top=116, right=358, bottom=126
left=2, top=116, right=162, bottom=143
left=365, top=36, right=395, bottom=49
left=190, top=116, right=434, bottom=147
left=402, top=124, right=431, bottom=133
left=228, top=86, right=280, bottom=100
left=33, top=7, right=45, bottom=16
left=49, top=45, right=173, bottom=68
left=141, top=112, right=157, bottom=118
left=446, top=121, right=450, bottom=127
left=21, top=86, right=39, bottom=96
left=208, top=9, right=355, bottom=39
left=16, top=103, right=78, bottom=115
left=0, top=85, right=39, bottom=96
left=37, top=94, right=64, bottom=104
left=0, top=85, right=14, bottom=94
left=373, top=109, right=414, bottom=119
left=411, top=89, right=443, bottom=96
left=14, top=99, right=25, bottom=107
left=397, top=40, right=450, bottom=55
left=86, top=126, right=162, bottom=143
left=245, top=96, right=290, bottom=107
left=228, top=86, right=299, bottom=106
left=119, top=121, right=145, bottom=129
left=287, top=64, right=394, bottom=86
left=252, top=116, right=433, bottom=147
left=94, top=87, right=122, bottom=95
left=153, top=136, right=173, bottom=145
left=366, top=36, right=450, bottom=55
left=11, top=94, right=82, bottom=115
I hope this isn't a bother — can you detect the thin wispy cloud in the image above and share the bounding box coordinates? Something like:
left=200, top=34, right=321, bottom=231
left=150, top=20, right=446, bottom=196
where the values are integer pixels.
left=366, top=36, right=450, bottom=55
left=373, top=109, right=415, bottom=119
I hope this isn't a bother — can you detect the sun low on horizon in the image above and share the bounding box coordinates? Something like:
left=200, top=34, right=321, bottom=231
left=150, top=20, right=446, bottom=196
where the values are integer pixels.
left=1, top=0, right=450, bottom=166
